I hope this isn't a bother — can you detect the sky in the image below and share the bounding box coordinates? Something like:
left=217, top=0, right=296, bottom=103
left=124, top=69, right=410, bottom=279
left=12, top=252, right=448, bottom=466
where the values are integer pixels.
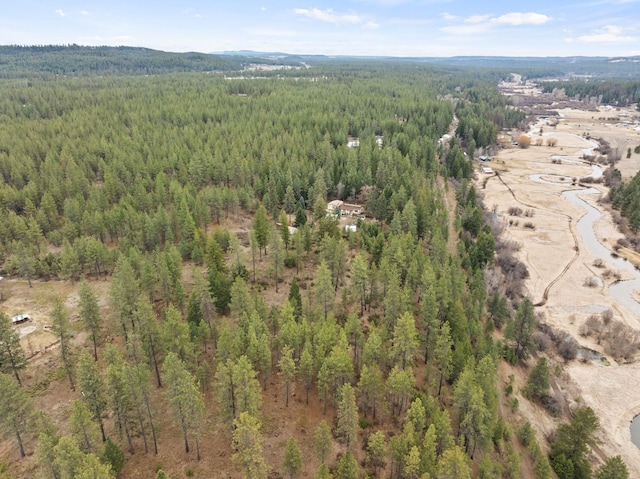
left=1, top=0, right=639, bottom=57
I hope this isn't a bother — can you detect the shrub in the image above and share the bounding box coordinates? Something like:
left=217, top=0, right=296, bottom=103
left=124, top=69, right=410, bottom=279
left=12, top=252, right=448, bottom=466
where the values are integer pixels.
left=517, top=422, right=534, bottom=447
left=534, top=331, right=552, bottom=352
left=508, top=206, right=523, bottom=216
left=103, top=438, right=126, bottom=475
left=558, top=335, right=578, bottom=361
left=517, top=134, right=531, bottom=148
left=541, top=393, right=562, bottom=416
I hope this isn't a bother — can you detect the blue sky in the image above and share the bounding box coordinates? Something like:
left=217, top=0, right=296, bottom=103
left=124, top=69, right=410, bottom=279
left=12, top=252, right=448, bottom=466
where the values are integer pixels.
left=1, top=0, right=639, bottom=57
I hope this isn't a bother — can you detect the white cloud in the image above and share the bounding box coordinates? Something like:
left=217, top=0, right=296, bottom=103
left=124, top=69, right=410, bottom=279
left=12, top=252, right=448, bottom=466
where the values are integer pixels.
left=442, top=11, right=551, bottom=35
left=577, top=25, right=635, bottom=42
left=80, top=10, right=89, bottom=16
left=441, top=23, right=490, bottom=35
left=294, top=8, right=364, bottom=25
left=363, top=21, right=380, bottom=29
left=493, top=12, right=550, bottom=26
left=465, top=14, right=491, bottom=24
left=55, top=9, right=66, bottom=17
left=261, top=6, right=267, bottom=11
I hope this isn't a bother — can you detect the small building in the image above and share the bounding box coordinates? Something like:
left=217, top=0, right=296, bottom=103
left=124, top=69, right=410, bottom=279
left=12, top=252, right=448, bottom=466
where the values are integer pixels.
left=11, top=314, right=31, bottom=324
left=347, top=136, right=360, bottom=148
left=327, top=200, right=344, bottom=216
left=340, top=203, right=363, bottom=216
left=326, top=200, right=363, bottom=217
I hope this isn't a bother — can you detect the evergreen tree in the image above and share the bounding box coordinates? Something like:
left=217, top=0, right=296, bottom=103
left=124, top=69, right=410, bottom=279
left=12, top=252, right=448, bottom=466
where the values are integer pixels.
left=335, top=450, right=358, bottom=479
left=125, top=363, right=158, bottom=454
left=550, top=407, right=600, bottom=479
left=0, top=372, right=32, bottom=458
left=350, top=252, right=369, bottom=316
left=279, top=209, right=291, bottom=249
left=421, top=424, right=438, bottom=478
left=105, top=347, right=136, bottom=454
left=163, top=352, right=206, bottom=459
left=299, top=343, right=315, bottom=405
left=314, top=419, right=333, bottom=464
left=233, top=412, right=267, bottom=479
left=525, top=357, right=551, bottom=401
left=110, top=255, right=140, bottom=339
left=278, top=345, right=297, bottom=407
left=433, top=322, right=453, bottom=398
left=315, top=464, right=333, bottom=479
left=314, top=260, right=334, bottom=319
left=437, top=446, right=471, bottom=479
left=366, top=430, right=387, bottom=475
left=270, top=227, right=284, bottom=292
left=505, top=298, right=536, bottom=360
left=75, top=454, right=115, bottom=479
left=78, top=278, right=103, bottom=361
left=357, top=364, right=384, bottom=419
left=136, top=295, right=164, bottom=388
left=52, top=297, right=75, bottom=391
left=69, top=399, right=101, bottom=454
left=288, top=276, right=303, bottom=321
left=337, top=383, right=359, bottom=449
left=0, top=311, right=27, bottom=385
left=595, top=456, right=629, bottom=479
left=76, top=350, right=108, bottom=442
left=391, top=312, right=420, bottom=370
left=283, top=437, right=303, bottom=479
left=252, top=204, right=270, bottom=259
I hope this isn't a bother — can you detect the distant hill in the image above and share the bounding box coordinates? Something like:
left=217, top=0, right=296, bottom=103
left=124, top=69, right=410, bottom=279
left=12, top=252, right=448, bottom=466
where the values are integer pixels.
left=1, top=45, right=639, bottom=79
left=0, top=45, right=286, bottom=78
left=219, top=51, right=640, bottom=79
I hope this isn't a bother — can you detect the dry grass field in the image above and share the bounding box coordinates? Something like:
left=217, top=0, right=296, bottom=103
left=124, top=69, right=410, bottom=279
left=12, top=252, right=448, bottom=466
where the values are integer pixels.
left=480, top=104, right=640, bottom=475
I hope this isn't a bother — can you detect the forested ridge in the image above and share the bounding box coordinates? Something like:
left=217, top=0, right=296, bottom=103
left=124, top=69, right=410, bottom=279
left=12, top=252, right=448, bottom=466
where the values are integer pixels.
left=0, top=45, right=284, bottom=78
left=0, top=57, right=623, bottom=479
left=540, top=79, right=640, bottom=107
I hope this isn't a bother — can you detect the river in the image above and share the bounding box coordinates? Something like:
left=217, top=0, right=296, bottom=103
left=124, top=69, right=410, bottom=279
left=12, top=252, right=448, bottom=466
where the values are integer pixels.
left=530, top=168, right=640, bottom=449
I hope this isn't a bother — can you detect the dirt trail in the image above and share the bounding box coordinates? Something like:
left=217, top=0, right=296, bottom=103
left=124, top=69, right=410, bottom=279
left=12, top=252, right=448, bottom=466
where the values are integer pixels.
left=492, top=171, right=581, bottom=306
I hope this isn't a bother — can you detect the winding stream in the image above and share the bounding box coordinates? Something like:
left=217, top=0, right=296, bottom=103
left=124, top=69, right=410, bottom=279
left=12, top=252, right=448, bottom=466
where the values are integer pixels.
left=529, top=168, right=640, bottom=448
left=563, top=188, right=640, bottom=318
left=529, top=170, right=640, bottom=318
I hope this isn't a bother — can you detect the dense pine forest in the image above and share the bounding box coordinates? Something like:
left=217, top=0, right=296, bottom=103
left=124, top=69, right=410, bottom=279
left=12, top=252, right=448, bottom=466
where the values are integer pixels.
left=0, top=46, right=627, bottom=479
left=0, top=45, right=284, bottom=78
left=539, top=79, right=640, bottom=107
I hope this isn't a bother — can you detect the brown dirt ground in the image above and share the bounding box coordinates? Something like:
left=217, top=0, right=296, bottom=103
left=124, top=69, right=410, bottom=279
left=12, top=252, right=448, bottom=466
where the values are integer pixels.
left=480, top=106, right=640, bottom=475
left=0, top=214, right=375, bottom=478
